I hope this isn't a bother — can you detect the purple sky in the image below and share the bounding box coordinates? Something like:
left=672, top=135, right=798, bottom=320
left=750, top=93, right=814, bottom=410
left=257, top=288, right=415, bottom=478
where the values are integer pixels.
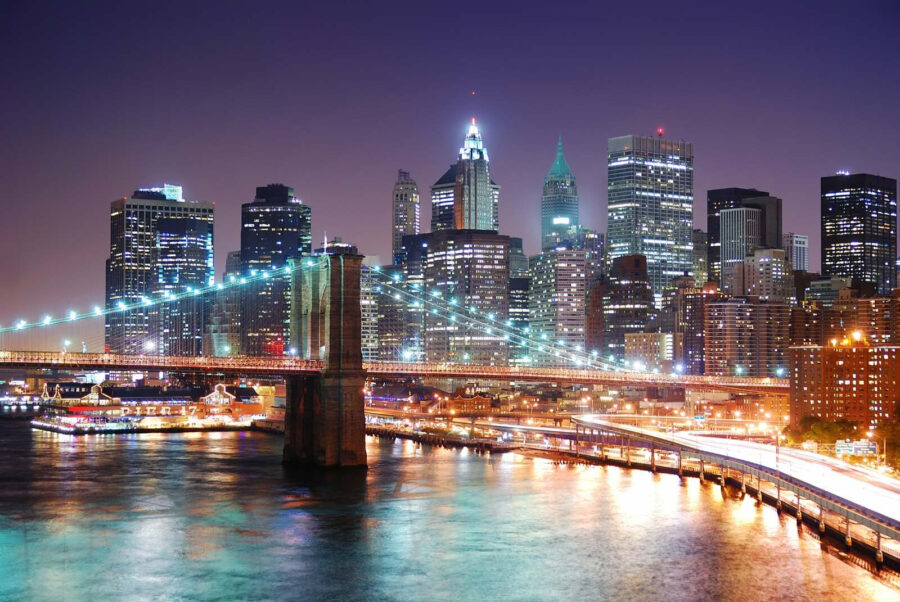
left=1, top=1, right=899, bottom=335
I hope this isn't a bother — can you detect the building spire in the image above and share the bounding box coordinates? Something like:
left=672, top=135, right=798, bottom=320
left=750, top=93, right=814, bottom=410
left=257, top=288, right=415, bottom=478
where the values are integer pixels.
left=547, top=135, right=573, bottom=180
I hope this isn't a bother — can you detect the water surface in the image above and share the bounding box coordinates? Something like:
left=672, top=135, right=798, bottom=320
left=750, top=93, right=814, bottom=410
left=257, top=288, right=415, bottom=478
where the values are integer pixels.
left=0, top=423, right=896, bottom=601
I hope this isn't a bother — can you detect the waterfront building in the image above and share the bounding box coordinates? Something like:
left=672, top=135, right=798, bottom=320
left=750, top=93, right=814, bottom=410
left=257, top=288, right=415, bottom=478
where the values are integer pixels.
left=790, top=333, right=899, bottom=428
left=782, top=233, right=809, bottom=273
left=240, top=184, right=311, bottom=356
left=392, top=170, right=420, bottom=264
left=528, top=249, right=587, bottom=363
left=541, top=137, right=579, bottom=250
left=423, top=230, right=509, bottom=365
left=105, top=186, right=214, bottom=354
left=704, top=297, right=790, bottom=378
left=692, top=229, right=708, bottom=285
left=706, top=188, right=781, bottom=283
left=821, top=172, right=897, bottom=294
left=607, top=134, right=693, bottom=307
left=431, top=120, right=500, bottom=232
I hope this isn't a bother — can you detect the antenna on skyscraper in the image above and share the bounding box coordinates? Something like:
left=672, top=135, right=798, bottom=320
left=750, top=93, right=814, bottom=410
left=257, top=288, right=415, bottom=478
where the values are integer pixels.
left=657, top=126, right=665, bottom=138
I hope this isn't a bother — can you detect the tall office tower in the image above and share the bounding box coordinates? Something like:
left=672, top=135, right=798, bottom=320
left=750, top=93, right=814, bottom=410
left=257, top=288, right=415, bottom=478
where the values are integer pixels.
left=240, top=184, right=312, bottom=356
left=508, top=237, right=530, bottom=277
left=541, top=137, right=579, bottom=250
left=719, top=206, right=763, bottom=293
left=704, top=298, right=790, bottom=378
left=596, top=255, right=655, bottom=357
left=782, top=233, right=809, bottom=273
left=676, top=283, right=729, bottom=375
left=706, top=188, right=782, bottom=283
left=204, top=251, right=242, bottom=357
left=790, top=335, right=899, bottom=428
left=543, top=226, right=606, bottom=279
left=423, top=230, right=509, bottom=365
left=822, top=172, right=897, bottom=295
left=105, top=186, right=214, bottom=354
left=431, top=120, right=500, bottom=232
left=692, top=229, right=708, bottom=285
left=392, top=170, right=420, bottom=264
left=508, top=276, right=531, bottom=365
left=607, top=134, right=693, bottom=307
left=360, top=266, right=380, bottom=362
left=734, top=248, right=794, bottom=303
left=529, top=249, right=587, bottom=364
left=150, top=218, right=214, bottom=356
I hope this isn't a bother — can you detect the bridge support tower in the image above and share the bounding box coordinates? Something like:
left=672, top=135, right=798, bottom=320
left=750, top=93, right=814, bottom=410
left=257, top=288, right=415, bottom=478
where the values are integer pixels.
left=283, top=254, right=367, bottom=468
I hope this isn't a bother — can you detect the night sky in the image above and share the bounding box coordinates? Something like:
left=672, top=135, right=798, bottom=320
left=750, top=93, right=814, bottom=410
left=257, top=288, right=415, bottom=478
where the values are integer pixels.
left=1, top=1, right=899, bottom=335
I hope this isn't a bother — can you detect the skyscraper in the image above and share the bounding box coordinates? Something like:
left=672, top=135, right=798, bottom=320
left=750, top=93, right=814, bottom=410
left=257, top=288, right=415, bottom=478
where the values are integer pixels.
left=734, top=248, right=794, bottom=303
left=705, top=297, right=790, bottom=378
left=541, top=137, right=579, bottom=250
left=528, top=249, right=587, bottom=363
left=431, top=120, right=500, bottom=232
left=240, top=184, right=312, bottom=356
left=105, top=186, right=214, bottom=354
left=593, top=255, right=655, bottom=357
left=392, top=170, right=420, bottom=264
left=508, top=276, right=531, bottom=365
left=607, top=134, right=693, bottom=307
left=423, top=229, right=509, bottom=365
left=706, top=188, right=782, bottom=283
left=821, top=172, right=897, bottom=295
left=719, top=206, right=762, bottom=293
left=151, top=218, right=214, bottom=356
left=782, top=233, right=809, bottom=272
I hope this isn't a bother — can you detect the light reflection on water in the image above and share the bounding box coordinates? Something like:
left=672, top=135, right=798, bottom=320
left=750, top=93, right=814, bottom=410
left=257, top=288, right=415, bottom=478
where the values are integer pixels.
left=0, top=423, right=897, bottom=601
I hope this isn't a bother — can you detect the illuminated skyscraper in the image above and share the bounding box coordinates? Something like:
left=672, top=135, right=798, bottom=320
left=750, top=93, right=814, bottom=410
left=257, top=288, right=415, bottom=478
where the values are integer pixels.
left=240, top=184, right=312, bottom=356
left=607, top=134, right=693, bottom=307
left=692, top=229, right=708, bottom=285
left=528, top=249, right=587, bottom=364
left=719, top=206, right=762, bottom=293
left=706, top=188, right=774, bottom=283
left=150, top=218, right=214, bottom=356
left=541, top=137, right=579, bottom=250
left=392, top=170, right=420, bottom=264
left=431, top=120, right=500, bottom=232
left=821, top=172, right=897, bottom=295
left=423, top=230, right=509, bottom=365
left=105, top=186, right=214, bottom=354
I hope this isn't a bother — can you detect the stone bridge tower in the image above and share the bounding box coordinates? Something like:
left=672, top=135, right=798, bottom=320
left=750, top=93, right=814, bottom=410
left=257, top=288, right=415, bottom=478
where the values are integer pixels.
left=283, top=254, right=367, bottom=468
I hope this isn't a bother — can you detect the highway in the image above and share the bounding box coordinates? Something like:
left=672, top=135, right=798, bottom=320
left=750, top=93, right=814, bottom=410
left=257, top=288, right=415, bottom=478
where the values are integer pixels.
left=576, top=416, right=900, bottom=525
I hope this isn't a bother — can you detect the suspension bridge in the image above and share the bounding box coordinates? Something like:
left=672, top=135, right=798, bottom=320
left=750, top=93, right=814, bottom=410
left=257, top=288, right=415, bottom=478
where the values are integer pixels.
left=0, top=254, right=788, bottom=466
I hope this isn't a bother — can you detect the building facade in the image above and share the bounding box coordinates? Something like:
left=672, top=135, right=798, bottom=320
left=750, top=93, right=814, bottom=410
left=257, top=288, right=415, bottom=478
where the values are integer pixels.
left=593, top=254, right=655, bottom=358
left=392, top=170, right=420, bottom=264
left=719, top=206, right=762, bottom=293
left=240, top=184, right=312, bottom=356
left=706, top=188, right=781, bottom=284
left=528, top=249, right=587, bottom=363
left=821, top=172, right=897, bottom=295
left=607, top=134, right=693, bottom=307
left=782, top=233, right=809, bottom=273
left=422, top=230, right=510, bottom=365
left=105, top=186, right=214, bottom=354
left=790, top=334, right=899, bottom=428
left=541, top=137, right=579, bottom=250
left=734, top=248, right=794, bottom=303
left=705, top=297, right=790, bottom=378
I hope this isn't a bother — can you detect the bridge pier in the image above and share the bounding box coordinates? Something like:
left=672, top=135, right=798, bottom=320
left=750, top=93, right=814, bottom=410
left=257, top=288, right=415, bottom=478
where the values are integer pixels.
left=677, top=452, right=682, bottom=477
left=756, top=475, right=762, bottom=502
left=818, top=504, right=825, bottom=533
left=699, top=459, right=704, bottom=483
left=876, top=531, right=884, bottom=564
left=283, top=254, right=367, bottom=469
left=845, top=516, right=852, bottom=547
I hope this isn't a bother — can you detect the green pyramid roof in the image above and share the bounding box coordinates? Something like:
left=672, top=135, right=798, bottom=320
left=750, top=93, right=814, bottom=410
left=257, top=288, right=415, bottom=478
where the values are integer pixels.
left=547, top=136, right=573, bottom=180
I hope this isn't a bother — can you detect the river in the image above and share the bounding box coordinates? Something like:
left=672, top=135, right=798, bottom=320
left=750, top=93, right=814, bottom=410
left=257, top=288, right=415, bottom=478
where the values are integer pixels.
left=0, top=422, right=896, bottom=601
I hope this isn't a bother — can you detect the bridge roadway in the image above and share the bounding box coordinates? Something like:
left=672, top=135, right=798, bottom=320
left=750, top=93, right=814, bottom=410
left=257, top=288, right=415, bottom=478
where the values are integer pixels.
left=0, top=351, right=787, bottom=395
left=573, top=416, right=900, bottom=545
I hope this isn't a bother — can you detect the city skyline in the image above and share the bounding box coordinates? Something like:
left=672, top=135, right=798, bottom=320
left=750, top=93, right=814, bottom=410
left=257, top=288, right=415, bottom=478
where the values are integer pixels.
left=2, top=2, right=900, bottom=324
